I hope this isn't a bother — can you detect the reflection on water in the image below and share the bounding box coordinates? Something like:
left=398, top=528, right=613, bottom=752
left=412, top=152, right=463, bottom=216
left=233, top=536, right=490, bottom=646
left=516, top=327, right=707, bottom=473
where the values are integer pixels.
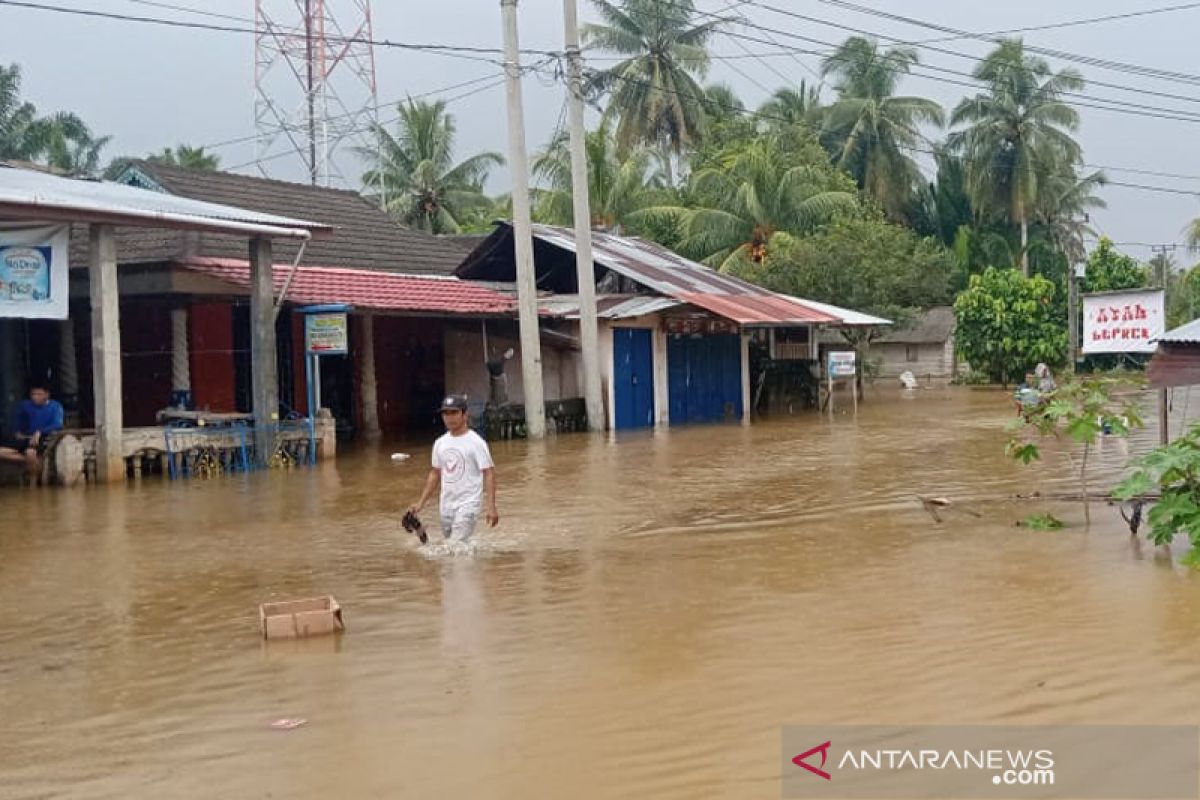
left=2, top=387, right=1200, bottom=799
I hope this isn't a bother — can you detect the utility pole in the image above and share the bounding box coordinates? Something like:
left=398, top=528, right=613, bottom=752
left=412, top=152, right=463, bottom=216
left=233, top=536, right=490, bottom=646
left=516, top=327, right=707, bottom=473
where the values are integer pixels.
left=562, top=0, right=605, bottom=432
left=1067, top=259, right=1082, bottom=368
left=500, top=0, right=546, bottom=438
left=1151, top=244, right=1176, bottom=445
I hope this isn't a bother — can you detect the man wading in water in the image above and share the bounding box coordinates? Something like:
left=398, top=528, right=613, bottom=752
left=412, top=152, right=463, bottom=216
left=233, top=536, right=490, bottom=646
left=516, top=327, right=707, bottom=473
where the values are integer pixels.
left=408, top=394, right=499, bottom=542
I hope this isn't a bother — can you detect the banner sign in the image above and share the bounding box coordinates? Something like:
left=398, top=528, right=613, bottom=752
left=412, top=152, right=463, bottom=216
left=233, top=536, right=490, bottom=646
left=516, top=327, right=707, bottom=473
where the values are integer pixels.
left=0, top=225, right=69, bottom=319
left=1081, top=289, right=1165, bottom=354
left=305, top=312, right=348, bottom=354
left=827, top=351, right=857, bottom=378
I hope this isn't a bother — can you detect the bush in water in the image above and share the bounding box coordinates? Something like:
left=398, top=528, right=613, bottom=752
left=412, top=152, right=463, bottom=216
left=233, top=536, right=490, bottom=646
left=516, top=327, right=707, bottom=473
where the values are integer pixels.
left=1113, top=422, right=1200, bottom=567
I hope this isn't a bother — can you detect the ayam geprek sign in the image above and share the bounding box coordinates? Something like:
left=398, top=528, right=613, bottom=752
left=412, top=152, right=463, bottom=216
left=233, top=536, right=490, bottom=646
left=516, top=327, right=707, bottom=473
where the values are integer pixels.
left=1081, top=288, right=1165, bottom=355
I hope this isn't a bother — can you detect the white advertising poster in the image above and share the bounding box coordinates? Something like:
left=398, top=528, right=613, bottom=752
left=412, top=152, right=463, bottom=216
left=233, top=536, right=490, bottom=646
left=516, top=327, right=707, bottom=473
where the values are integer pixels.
left=1081, top=288, right=1165, bottom=355
left=0, top=224, right=70, bottom=320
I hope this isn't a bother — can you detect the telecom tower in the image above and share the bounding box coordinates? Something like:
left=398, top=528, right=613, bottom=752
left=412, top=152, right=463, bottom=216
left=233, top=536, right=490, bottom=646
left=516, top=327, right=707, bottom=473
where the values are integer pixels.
left=253, top=0, right=379, bottom=187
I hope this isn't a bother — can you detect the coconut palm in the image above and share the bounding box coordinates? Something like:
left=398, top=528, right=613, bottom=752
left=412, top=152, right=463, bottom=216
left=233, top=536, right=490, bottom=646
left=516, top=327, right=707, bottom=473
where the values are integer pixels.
left=582, top=0, right=727, bottom=161
left=1034, top=167, right=1106, bottom=267
left=531, top=121, right=666, bottom=232
left=1, top=63, right=108, bottom=175
left=758, top=82, right=823, bottom=130
left=0, top=64, right=39, bottom=161
left=634, top=135, right=859, bottom=271
left=820, top=36, right=944, bottom=223
left=948, top=38, right=1085, bottom=276
left=359, top=98, right=503, bottom=234
left=150, top=145, right=221, bottom=171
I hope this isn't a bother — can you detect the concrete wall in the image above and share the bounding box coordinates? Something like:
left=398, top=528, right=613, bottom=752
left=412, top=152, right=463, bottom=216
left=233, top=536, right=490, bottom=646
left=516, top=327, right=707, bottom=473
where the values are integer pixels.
left=443, top=328, right=581, bottom=409
left=872, top=340, right=956, bottom=381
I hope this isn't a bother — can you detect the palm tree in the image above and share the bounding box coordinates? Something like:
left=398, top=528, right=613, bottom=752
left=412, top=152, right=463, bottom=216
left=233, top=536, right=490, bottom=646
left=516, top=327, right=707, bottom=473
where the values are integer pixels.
left=949, top=38, right=1085, bottom=276
left=0, top=64, right=40, bottom=161
left=758, top=82, right=823, bottom=130
left=150, top=145, right=221, bottom=171
left=1034, top=167, right=1106, bottom=267
left=634, top=135, right=858, bottom=270
left=582, top=0, right=727, bottom=164
left=820, top=36, right=943, bottom=223
left=1, top=63, right=108, bottom=175
left=531, top=121, right=665, bottom=232
left=359, top=98, right=503, bottom=234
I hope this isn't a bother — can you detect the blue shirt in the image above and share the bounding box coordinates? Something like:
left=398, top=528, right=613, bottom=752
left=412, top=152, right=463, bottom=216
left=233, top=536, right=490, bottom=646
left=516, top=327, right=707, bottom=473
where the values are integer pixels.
left=18, top=399, right=64, bottom=437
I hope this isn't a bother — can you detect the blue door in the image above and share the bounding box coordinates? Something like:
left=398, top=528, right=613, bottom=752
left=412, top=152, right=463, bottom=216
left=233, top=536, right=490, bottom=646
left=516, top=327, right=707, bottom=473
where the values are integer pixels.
left=613, top=328, right=655, bottom=429
left=668, top=334, right=743, bottom=425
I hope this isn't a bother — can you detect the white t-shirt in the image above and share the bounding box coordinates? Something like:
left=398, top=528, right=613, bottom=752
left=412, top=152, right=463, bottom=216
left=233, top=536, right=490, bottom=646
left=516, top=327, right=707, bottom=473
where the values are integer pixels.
left=432, top=429, right=494, bottom=512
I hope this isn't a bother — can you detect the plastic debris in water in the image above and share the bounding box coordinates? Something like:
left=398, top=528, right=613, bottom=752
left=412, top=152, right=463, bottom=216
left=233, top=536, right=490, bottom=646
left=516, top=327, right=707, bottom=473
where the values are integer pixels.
left=390, top=453, right=411, bottom=462
left=270, top=718, right=308, bottom=730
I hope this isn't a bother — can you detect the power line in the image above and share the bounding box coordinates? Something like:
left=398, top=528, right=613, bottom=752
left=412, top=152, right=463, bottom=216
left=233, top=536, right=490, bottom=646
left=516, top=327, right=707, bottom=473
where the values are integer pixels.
left=800, top=0, right=1200, bottom=87
left=0, top=0, right=560, bottom=64
left=224, top=74, right=510, bottom=173
left=906, top=1, right=1200, bottom=45
left=582, top=64, right=1200, bottom=200
left=634, top=1, right=1200, bottom=120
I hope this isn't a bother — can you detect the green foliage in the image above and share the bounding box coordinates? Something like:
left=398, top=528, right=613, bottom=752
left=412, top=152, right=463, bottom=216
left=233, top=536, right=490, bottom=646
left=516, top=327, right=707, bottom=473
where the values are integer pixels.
left=582, top=0, right=728, bottom=155
left=1113, top=422, right=1200, bottom=563
left=735, top=217, right=954, bottom=324
left=633, top=132, right=859, bottom=270
left=1, top=62, right=108, bottom=175
left=820, top=36, right=944, bottom=223
left=149, top=145, right=220, bottom=171
left=947, top=39, right=1087, bottom=276
left=531, top=120, right=667, bottom=232
left=1008, top=375, right=1144, bottom=524
left=357, top=98, right=503, bottom=234
left=953, top=267, right=1067, bottom=384
left=1023, top=513, right=1064, bottom=530
left=1084, top=237, right=1147, bottom=293
left=1166, top=262, right=1200, bottom=329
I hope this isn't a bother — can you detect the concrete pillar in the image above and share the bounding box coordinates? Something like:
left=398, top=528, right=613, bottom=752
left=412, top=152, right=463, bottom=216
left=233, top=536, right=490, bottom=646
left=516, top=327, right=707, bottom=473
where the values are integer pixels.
left=740, top=329, right=752, bottom=426
left=249, top=237, right=278, bottom=465
left=170, top=307, right=191, bottom=406
left=652, top=325, right=669, bottom=428
left=360, top=313, right=381, bottom=439
left=89, top=225, right=124, bottom=482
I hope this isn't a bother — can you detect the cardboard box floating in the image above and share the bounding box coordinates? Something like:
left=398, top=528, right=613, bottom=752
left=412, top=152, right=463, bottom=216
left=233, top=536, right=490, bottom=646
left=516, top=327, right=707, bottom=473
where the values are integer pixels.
left=259, top=595, right=344, bottom=640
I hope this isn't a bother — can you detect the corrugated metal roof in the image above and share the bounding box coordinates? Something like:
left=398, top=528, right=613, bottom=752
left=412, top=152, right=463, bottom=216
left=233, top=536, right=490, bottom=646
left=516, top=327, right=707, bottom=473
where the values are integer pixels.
left=1156, top=317, right=1200, bottom=344
left=1, top=165, right=329, bottom=238
left=541, top=294, right=684, bottom=320
left=174, top=257, right=515, bottom=316
left=526, top=224, right=889, bottom=327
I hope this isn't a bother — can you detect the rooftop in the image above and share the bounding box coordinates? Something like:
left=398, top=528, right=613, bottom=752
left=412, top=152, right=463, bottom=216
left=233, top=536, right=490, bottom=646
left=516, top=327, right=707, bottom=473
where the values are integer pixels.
left=93, top=161, right=466, bottom=275
left=457, top=223, right=891, bottom=328
left=0, top=164, right=327, bottom=238
left=174, top=257, right=515, bottom=317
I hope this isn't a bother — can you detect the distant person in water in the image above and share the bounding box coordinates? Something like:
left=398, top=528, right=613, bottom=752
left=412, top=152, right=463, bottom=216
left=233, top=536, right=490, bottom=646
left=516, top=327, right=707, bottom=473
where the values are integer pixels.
left=0, top=383, right=64, bottom=479
left=1034, top=363, right=1057, bottom=394
left=407, top=394, right=498, bottom=543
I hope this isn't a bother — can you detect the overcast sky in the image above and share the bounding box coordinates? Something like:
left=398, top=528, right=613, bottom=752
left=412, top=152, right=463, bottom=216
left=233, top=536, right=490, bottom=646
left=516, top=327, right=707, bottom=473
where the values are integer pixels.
left=4, top=0, right=1200, bottom=261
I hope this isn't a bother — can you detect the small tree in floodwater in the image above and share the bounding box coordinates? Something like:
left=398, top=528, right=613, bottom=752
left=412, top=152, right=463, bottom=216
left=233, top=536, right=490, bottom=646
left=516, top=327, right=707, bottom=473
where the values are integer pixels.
left=1006, top=375, right=1144, bottom=525
left=1113, top=422, right=1200, bottom=567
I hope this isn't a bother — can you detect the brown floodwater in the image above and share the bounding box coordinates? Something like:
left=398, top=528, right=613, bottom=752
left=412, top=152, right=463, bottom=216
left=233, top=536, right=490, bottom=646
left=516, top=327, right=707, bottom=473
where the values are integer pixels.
left=3, top=387, right=1200, bottom=799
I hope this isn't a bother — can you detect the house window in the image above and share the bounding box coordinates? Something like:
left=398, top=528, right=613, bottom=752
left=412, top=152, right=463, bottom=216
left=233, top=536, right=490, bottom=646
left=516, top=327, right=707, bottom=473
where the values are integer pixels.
left=905, top=344, right=920, bottom=362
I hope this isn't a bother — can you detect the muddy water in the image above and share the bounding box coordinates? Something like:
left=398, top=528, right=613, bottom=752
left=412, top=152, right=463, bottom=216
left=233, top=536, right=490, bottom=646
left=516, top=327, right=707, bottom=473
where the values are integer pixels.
left=2, top=387, right=1200, bottom=799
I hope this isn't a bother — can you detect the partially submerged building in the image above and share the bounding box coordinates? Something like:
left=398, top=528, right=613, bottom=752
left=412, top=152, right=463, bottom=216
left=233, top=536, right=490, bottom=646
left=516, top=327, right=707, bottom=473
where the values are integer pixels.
left=457, top=223, right=889, bottom=430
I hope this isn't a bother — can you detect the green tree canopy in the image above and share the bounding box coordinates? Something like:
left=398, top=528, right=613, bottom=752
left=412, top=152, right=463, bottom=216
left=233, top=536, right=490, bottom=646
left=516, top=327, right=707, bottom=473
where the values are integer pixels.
left=634, top=131, right=859, bottom=270
left=733, top=217, right=955, bottom=325
left=358, top=98, right=503, bottom=234
left=820, top=36, right=943, bottom=223
left=948, top=39, right=1085, bottom=276
left=1083, top=237, right=1147, bottom=294
left=954, top=266, right=1067, bottom=384
left=582, top=0, right=727, bottom=157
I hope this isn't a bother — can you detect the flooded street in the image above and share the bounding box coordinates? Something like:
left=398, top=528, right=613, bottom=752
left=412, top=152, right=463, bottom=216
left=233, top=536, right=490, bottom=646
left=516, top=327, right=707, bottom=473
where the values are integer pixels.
left=3, top=387, right=1200, bottom=799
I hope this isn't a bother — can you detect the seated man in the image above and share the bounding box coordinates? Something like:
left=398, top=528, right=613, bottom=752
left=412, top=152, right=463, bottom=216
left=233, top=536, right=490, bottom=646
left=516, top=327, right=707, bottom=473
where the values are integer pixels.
left=0, top=384, right=64, bottom=480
